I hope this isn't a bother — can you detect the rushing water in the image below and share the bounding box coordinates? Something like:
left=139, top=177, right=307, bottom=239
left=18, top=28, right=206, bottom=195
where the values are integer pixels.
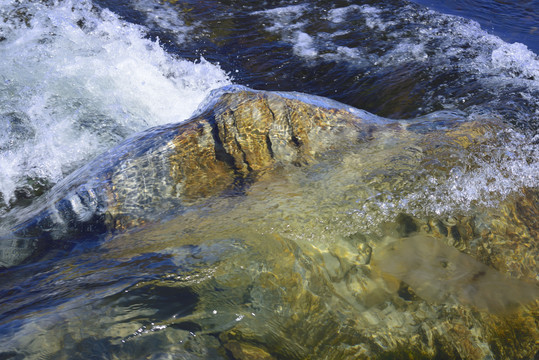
left=0, top=0, right=538, bottom=359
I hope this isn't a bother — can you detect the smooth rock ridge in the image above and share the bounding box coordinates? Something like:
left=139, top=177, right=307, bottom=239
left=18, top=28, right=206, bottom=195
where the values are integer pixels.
left=0, top=85, right=394, bottom=267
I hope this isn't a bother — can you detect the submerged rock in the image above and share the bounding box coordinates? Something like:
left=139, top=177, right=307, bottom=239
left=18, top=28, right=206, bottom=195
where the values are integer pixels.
left=0, top=86, right=537, bottom=360
left=0, top=85, right=391, bottom=267
left=371, top=234, right=539, bottom=313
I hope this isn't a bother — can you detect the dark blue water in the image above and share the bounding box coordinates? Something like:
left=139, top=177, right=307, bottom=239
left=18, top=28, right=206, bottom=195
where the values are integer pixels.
left=94, top=0, right=538, bottom=127
left=411, top=0, right=539, bottom=54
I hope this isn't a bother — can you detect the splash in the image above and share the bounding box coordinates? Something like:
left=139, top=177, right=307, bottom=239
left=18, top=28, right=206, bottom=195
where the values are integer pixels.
left=0, top=0, right=230, bottom=210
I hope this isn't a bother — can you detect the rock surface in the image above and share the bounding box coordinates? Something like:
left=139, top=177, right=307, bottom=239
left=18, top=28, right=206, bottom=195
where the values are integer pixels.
left=0, top=86, right=537, bottom=360
left=0, top=85, right=389, bottom=267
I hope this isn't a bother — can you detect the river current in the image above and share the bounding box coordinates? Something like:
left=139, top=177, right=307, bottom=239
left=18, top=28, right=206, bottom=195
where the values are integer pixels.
left=0, top=0, right=538, bottom=359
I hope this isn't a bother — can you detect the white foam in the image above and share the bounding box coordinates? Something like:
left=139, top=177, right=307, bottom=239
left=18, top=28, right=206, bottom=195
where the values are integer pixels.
left=348, top=123, right=539, bottom=234
left=253, top=5, right=316, bottom=63
left=0, top=0, right=230, bottom=206
left=429, top=128, right=539, bottom=214
left=252, top=5, right=308, bottom=32
left=255, top=3, right=398, bottom=62
left=293, top=31, right=317, bottom=59
left=327, top=5, right=362, bottom=24
left=255, top=2, right=539, bottom=94
left=129, top=0, right=197, bottom=44
left=253, top=6, right=322, bottom=61
left=359, top=5, right=395, bottom=31
left=322, top=46, right=369, bottom=64
left=378, top=42, right=428, bottom=64
left=491, top=42, right=539, bottom=80
left=327, top=4, right=394, bottom=31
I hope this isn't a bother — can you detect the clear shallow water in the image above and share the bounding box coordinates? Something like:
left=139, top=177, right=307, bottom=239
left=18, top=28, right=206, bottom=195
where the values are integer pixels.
left=0, top=0, right=538, bottom=359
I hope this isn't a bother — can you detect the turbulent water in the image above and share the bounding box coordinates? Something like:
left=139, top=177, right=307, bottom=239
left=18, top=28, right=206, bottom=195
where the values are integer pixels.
left=0, top=0, right=538, bottom=359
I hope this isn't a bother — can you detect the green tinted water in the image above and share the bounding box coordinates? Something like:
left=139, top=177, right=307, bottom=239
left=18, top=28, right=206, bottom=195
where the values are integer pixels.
left=4, top=115, right=536, bottom=359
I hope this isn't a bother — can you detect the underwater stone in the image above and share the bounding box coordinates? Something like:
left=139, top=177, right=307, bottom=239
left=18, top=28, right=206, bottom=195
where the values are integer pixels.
left=1, top=85, right=538, bottom=360
left=371, top=234, right=539, bottom=313
left=222, top=341, right=275, bottom=360
left=0, top=85, right=388, bottom=267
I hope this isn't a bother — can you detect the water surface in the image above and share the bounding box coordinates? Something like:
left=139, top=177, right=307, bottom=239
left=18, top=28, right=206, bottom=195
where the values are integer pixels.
left=0, top=0, right=538, bottom=358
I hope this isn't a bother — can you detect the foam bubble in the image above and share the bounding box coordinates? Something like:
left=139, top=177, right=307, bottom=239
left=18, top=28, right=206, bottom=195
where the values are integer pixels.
left=252, top=5, right=307, bottom=32
left=351, top=114, right=539, bottom=224
left=378, top=42, right=428, bottom=64
left=293, top=31, right=317, bottom=58
left=254, top=2, right=539, bottom=130
left=491, top=42, right=539, bottom=80
left=327, top=5, right=362, bottom=24
left=359, top=5, right=395, bottom=31
left=0, top=0, right=230, bottom=208
left=253, top=6, right=322, bottom=61
left=427, top=128, right=539, bottom=214
left=128, top=0, right=196, bottom=44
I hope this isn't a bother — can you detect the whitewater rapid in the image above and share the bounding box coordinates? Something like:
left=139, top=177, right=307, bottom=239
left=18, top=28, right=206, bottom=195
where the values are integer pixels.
left=0, top=0, right=230, bottom=210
